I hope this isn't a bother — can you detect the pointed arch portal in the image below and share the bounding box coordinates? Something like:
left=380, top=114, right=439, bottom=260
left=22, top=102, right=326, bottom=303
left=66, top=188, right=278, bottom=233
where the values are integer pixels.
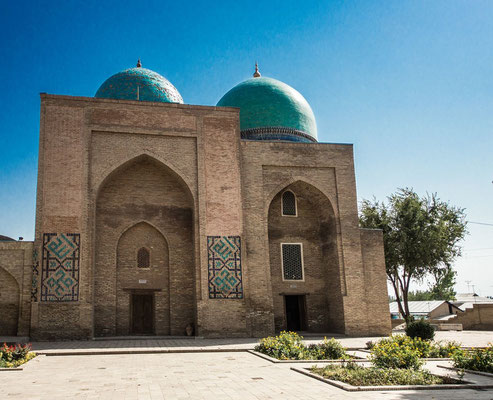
left=94, top=155, right=195, bottom=336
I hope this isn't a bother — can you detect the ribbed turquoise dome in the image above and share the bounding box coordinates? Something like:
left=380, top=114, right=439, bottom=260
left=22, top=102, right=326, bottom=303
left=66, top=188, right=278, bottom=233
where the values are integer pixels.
left=95, top=64, right=183, bottom=104
left=217, top=73, right=317, bottom=142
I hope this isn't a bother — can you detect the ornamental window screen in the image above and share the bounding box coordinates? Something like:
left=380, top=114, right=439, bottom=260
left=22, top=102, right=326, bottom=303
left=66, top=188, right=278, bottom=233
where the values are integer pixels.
left=282, top=191, right=297, bottom=216
left=281, top=244, right=303, bottom=280
left=137, top=247, right=150, bottom=268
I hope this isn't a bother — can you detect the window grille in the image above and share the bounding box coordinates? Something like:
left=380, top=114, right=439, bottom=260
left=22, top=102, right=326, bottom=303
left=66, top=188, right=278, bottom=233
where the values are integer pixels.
left=282, top=244, right=303, bottom=280
left=282, top=191, right=296, bottom=216
left=137, top=247, right=150, bottom=268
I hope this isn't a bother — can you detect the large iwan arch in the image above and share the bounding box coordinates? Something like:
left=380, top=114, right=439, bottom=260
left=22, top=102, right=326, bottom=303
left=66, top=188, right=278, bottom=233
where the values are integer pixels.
left=267, top=180, right=345, bottom=333
left=94, top=155, right=195, bottom=336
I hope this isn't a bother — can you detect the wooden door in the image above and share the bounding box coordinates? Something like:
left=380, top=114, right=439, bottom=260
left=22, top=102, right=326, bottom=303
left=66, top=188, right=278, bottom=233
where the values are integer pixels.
left=131, top=294, right=154, bottom=334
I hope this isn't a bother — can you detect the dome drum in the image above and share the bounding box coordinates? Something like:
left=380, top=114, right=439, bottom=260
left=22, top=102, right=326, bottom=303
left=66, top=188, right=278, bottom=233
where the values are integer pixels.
left=241, top=127, right=317, bottom=143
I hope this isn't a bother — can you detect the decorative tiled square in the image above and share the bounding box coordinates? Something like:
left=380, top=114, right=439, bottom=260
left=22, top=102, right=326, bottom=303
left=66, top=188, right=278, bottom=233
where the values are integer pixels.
left=208, top=236, right=243, bottom=299
left=31, top=248, right=39, bottom=302
left=41, top=233, right=80, bottom=302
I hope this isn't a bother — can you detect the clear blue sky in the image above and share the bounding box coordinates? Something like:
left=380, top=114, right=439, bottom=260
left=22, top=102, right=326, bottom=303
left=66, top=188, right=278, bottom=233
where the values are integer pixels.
left=1, top=1, right=492, bottom=295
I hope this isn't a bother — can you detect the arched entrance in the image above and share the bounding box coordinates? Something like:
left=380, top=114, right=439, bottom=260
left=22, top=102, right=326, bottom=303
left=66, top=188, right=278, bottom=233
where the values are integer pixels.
left=0, top=267, right=20, bottom=335
left=116, top=222, right=169, bottom=335
left=94, top=155, right=195, bottom=336
left=267, top=181, right=345, bottom=333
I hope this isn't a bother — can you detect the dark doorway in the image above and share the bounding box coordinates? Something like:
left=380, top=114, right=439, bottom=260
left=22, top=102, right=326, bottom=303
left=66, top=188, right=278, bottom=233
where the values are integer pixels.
left=285, top=295, right=306, bottom=331
left=131, top=293, right=154, bottom=334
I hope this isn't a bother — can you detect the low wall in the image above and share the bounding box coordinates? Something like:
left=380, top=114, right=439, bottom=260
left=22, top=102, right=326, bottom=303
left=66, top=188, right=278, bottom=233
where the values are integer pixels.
left=451, top=304, right=493, bottom=330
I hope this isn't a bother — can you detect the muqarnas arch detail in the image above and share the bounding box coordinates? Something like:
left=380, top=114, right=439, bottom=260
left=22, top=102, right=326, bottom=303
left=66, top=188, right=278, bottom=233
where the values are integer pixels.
left=41, top=233, right=80, bottom=301
left=207, top=236, right=243, bottom=299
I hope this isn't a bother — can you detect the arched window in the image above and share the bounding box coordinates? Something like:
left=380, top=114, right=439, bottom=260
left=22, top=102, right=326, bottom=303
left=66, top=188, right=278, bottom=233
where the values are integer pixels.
left=282, top=191, right=297, bottom=216
left=137, top=247, right=150, bottom=268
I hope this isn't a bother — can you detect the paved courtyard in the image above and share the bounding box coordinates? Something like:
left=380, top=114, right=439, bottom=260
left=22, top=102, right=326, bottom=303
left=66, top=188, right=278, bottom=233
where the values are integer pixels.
left=3, top=351, right=493, bottom=400
left=1, top=331, right=492, bottom=399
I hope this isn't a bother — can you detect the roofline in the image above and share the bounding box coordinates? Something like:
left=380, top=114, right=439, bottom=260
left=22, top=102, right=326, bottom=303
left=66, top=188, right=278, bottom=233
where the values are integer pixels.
left=40, top=93, right=241, bottom=113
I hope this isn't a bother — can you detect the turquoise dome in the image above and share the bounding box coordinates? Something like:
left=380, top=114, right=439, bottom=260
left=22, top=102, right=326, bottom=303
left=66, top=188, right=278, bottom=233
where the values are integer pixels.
left=217, top=71, right=317, bottom=142
left=95, top=63, right=183, bottom=104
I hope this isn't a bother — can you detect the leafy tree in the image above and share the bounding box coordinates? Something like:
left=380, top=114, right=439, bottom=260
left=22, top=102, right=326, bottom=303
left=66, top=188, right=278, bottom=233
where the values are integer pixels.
left=429, top=265, right=457, bottom=300
left=359, top=188, right=467, bottom=323
left=407, top=267, right=457, bottom=301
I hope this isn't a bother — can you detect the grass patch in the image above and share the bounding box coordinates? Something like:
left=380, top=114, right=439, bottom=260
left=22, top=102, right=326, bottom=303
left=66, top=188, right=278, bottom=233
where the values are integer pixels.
left=310, top=363, right=458, bottom=386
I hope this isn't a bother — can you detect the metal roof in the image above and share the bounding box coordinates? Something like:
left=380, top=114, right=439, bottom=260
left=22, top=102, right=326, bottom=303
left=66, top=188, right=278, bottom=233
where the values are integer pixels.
left=389, top=301, right=446, bottom=314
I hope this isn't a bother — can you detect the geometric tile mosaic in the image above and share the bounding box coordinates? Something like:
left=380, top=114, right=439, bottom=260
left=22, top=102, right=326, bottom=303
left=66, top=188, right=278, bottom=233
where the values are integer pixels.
left=31, top=248, right=39, bottom=302
left=41, top=233, right=80, bottom=302
left=207, top=236, right=243, bottom=299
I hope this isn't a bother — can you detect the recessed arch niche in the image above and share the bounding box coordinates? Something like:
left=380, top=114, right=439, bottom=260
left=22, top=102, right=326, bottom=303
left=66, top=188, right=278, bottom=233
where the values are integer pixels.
left=0, top=266, right=20, bottom=335
left=94, top=155, right=195, bottom=336
left=268, top=180, right=345, bottom=333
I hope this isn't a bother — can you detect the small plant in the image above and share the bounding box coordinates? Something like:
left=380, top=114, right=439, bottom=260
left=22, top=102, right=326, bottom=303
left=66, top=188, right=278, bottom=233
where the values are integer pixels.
left=365, top=340, right=375, bottom=350
left=405, top=319, right=435, bottom=341
left=452, top=344, right=493, bottom=374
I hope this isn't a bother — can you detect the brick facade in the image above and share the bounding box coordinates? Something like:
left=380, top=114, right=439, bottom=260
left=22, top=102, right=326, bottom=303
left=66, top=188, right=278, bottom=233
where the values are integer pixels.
left=0, top=94, right=391, bottom=339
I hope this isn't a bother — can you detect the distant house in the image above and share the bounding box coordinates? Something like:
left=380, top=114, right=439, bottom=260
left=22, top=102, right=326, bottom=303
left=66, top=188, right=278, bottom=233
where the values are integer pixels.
left=389, top=300, right=462, bottom=321
left=453, top=293, right=493, bottom=312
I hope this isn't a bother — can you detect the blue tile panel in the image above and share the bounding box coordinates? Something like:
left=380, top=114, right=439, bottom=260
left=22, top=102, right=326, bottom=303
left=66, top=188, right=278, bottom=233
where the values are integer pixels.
left=217, top=76, right=317, bottom=142
left=95, top=67, right=183, bottom=104
left=208, top=236, right=243, bottom=299
left=31, top=248, right=39, bottom=302
left=41, top=233, right=80, bottom=302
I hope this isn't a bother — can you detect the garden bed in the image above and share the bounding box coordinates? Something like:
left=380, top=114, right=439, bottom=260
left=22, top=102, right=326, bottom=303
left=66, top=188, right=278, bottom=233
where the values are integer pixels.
left=438, top=365, right=493, bottom=378
left=248, top=350, right=363, bottom=364
left=291, top=365, right=489, bottom=392
left=0, top=343, right=36, bottom=370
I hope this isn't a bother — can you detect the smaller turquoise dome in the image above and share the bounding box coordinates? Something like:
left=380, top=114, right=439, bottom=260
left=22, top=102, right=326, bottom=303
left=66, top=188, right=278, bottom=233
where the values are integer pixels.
left=217, top=68, right=317, bottom=142
left=95, top=62, right=183, bottom=104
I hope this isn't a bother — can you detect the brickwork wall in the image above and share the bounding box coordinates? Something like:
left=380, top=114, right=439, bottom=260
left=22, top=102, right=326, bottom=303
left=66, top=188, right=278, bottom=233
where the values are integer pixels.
left=240, top=141, right=388, bottom=336
left=95, top=157, right=194, bottom=336
left=360, top=229, right=392, bottom=335
left=268, top=181, right=345, bottom=333
left=31, top=94, right=390, bottom=339
left=0, top=241, right=33, bottom=336
left=449, top=304, right=493, bottom=330
left=0, top=267, right=20, bottom=335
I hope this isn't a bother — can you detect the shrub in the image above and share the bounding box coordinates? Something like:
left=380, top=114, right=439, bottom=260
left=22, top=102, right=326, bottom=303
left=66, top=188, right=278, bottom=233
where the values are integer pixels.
left=405, top=319, right=435, bottom=341
left=255, top=332, right=347, bottom=360
left=428, top=341, right=461, bottom=358
left=308, top=337, right=347, bottom=360
left=452, top=344, right=493, bottom=373
left=255, top=331, right=306, bottom=360
left=370, top=336, right=423, bottom=370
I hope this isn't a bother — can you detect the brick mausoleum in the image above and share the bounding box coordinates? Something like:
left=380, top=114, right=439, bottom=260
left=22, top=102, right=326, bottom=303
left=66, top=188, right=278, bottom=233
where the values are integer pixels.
left=0, top=62, right=391, bottom=340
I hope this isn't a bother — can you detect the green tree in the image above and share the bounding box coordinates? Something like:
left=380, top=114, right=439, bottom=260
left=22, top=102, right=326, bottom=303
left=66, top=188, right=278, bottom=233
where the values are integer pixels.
left=429, top=265, right=457, bottom=300
left=407, top=267, right=457, bottom=301
left=359, top=188, right=467, bottom=323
